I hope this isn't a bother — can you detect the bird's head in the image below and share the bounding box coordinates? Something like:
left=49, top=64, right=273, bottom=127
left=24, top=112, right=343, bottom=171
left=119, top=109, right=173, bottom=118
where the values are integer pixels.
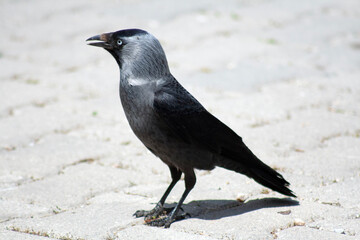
left=87, top=29, right=169, bottom=78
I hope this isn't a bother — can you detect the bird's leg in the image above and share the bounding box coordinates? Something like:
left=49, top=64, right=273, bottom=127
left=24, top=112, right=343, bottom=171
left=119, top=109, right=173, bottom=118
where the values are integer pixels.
left=133, top=166, right=181, bottom=219
left=147, top=169, right=196, bottom=228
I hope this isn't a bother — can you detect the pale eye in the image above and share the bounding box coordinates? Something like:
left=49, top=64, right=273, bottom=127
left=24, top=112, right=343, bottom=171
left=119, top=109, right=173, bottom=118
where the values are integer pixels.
left=117, top=39, right=122, bottom=46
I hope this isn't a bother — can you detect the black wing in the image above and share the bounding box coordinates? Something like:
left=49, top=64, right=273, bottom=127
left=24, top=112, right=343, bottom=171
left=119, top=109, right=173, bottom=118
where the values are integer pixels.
left=153, top=77, right=248, bottom=158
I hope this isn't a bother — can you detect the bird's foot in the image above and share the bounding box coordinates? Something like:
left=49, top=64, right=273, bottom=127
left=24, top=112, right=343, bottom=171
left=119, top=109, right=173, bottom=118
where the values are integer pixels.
left=133, top=202, right=164, bottom=219
left=145, top=215, right=173, bottom=228
left=134, top=203, right=190, bottom=228
left=145, top=212, right=190, bottom=228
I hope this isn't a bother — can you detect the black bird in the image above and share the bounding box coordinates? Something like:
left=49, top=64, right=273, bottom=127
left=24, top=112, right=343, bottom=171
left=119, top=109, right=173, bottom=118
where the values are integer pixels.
left=86, top=29, right=295, bottom=228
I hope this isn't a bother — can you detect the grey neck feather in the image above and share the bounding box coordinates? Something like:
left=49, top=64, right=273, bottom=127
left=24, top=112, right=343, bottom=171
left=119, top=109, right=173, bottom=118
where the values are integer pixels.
left=119, top=36, right=170, bottom=80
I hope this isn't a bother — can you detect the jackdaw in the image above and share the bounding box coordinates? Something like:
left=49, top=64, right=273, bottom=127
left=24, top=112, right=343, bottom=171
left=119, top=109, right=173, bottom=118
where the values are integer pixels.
left=86, top=29, right=295, bottom=228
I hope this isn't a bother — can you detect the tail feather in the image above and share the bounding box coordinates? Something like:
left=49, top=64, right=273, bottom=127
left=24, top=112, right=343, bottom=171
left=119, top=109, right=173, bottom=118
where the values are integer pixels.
left=248, top=164, right=296, bottom=197
left=218, top=146, right=296, bottom=197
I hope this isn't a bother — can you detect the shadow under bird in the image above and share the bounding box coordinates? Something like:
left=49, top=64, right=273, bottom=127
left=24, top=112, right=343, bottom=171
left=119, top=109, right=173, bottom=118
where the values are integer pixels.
left=86, top=29, right=296, bottom=228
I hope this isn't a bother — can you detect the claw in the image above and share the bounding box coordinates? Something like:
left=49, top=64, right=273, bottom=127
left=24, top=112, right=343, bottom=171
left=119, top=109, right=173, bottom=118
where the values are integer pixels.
left=133, top=202, right=164, bottom=219
left=146, top=216, right=173, bottom=227
left=133, top=210, right=148, bottom=218
left=145, top=212, right=190, bottom=228
left=134, top=203, right=190, bottom=228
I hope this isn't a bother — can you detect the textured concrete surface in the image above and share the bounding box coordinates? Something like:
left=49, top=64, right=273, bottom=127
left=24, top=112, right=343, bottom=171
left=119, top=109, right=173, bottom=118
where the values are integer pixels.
left=1, top=0, right=359, bottom=239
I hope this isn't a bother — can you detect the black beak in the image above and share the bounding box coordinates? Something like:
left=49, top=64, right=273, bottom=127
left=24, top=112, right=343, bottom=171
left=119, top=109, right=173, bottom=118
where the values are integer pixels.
left=86, top=33, right=113, bottom=49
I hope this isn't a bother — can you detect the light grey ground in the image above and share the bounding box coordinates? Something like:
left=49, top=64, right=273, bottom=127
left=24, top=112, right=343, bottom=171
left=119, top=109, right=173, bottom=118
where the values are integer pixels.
left=0, top=0, right=359, bottom=239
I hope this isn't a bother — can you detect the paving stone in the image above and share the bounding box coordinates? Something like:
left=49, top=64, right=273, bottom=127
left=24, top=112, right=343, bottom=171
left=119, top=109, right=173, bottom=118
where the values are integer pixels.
left=0, top=0, right=359, bottom=239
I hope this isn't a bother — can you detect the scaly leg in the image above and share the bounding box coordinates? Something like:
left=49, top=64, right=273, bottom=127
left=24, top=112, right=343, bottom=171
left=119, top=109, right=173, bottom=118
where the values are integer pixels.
left=147, top=168, right=196, bottom=228
left=133, top=166, right=182, bottom=219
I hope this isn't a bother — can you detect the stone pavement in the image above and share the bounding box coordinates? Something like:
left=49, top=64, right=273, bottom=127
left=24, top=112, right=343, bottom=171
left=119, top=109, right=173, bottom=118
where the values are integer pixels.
left=0, top=0, right=359, bottom=239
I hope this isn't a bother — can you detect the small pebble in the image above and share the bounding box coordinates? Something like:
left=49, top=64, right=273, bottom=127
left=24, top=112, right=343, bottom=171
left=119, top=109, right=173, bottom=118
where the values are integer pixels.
left=334, top=228, right=345, bottom=234
left=294, top=218, right=305, bottom=226
left=236, top=193, right=247, bottom=202
left=278, top=210, right=291, bottom=215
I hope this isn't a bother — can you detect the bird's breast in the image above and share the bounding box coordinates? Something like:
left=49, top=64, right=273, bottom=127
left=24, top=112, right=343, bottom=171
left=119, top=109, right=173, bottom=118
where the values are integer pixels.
left=118, top=77, right=217, bottom=171
left=119, top=79, right=162, bottom=145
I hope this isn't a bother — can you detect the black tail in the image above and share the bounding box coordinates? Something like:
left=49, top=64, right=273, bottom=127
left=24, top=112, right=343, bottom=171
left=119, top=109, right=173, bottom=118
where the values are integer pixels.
left=218, top=146, right=296, bottom=198
left=247, top=162, right=296, bottom=197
